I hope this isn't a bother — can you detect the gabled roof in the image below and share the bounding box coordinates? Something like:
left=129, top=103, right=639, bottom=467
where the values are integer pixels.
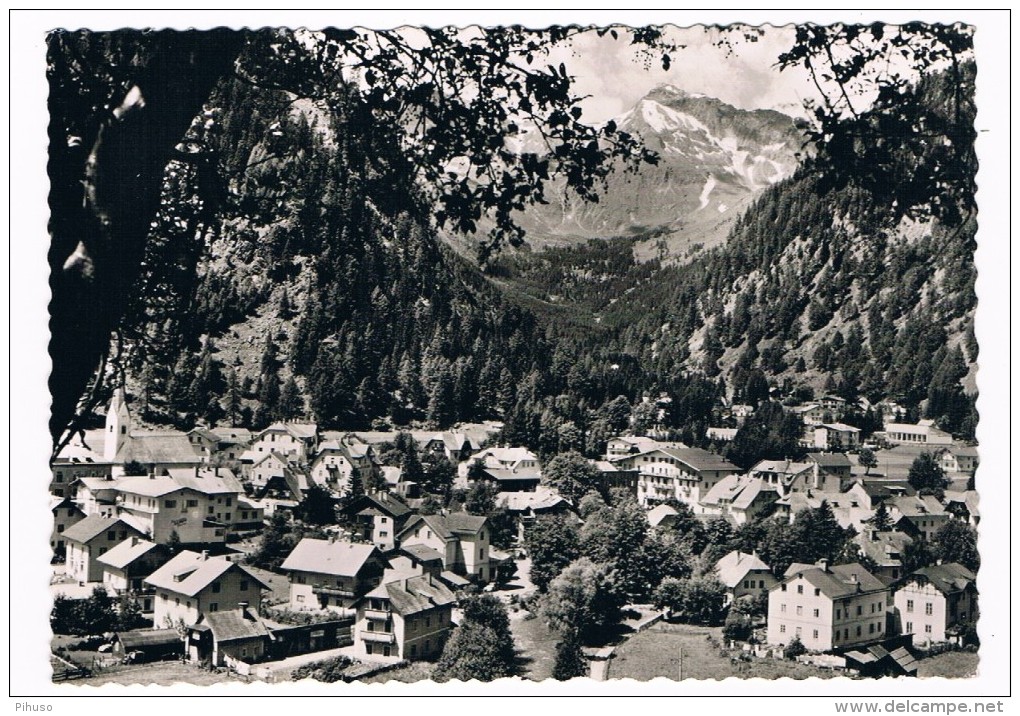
left=280, top=539, right=379, bottom=577
left=62, top=514, right=141, bottom=544
left=115, top=476, right=184, bottom=498
left=647, top=504, right=679, bottom=527
left=210, top=427, right=253, bottom=445
left=144, top=551, right=270, bottom=597
left=901, top=563, right=976, bottom=596
left=715, top=550, right=772, bottom=588
left=818, top=423, right=860, bottom=433
left=341, top=492, right=412, bottom=520
left=259, top=422, right=318, bottom=440
left=805, top=452, right=853, bottom=468
left=659, top=447, right=739, bottom=473
left=781, top=562, right=887, bottom=598
left=398, top=513, right=487, bottom=542
left=188, top=427, right=221, bottom=442
left=499, top=488, right=569, bottom=513
left=378, top=574, right=457, bottom=616
left=944, top=490, right=979, bottom=518
left=857, top=531, right=912, bottom=567
left=197, top=608, right=270, bottom=642
left=97, top=538, right=165, bottom=570
left=114, top=629, right=183, bottom=650
left=478, top=467, right=541, bottom=483
left=750, top=460, right=814, bottom=478
left=117, top=432, right=203, bottom=466
left=116, top=468, right=243, bottom=498
left=701, top=475, right=775, bottom=510
left=890, top=494, right=947, bottom=519
left=398, top=544, right=445, bottom=563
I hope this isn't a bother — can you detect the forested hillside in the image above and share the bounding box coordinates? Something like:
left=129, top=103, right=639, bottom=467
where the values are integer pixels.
left=111, top=48, right=976, bottom=457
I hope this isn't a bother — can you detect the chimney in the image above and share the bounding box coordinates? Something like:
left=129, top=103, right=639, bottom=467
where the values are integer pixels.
left=848, top=572, right=858, bottom=583
left=817, top=558, right=830, bottom=572
left=238, top=601, right=249, bottom=611
left=131, top=536, right=138, bottom=547
left=201, top=550, right=209, bottom=561
left=215, top=467, right=220, bottom=477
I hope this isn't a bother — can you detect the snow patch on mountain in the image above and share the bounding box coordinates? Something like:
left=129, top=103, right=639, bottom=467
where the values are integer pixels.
left=698, top=175, right=717, bottom=210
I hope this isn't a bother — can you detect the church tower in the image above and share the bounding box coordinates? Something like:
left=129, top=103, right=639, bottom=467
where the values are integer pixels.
left=104, top=387, right=132, bottom=461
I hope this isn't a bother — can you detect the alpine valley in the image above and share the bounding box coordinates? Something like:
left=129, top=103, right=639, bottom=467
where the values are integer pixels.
left=122, top=74, right=977, bottom=454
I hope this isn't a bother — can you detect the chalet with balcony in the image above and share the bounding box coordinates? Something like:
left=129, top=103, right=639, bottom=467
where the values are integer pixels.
left=353, top=574, right=457, bottom=661
left=280, top=538, right=386, bottom=612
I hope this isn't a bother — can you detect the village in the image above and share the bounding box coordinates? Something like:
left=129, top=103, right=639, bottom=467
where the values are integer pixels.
left=46, top=387, right=979, bottom=684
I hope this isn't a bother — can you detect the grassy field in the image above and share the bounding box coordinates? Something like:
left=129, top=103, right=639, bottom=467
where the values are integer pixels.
left=359, top=661, right=435, bottom=684
left=61, top=661, right=241, bottom=687
left=608, top=623, right=842, bottom=682
left=916, top=650, right=980, bottom=679
left=509, top=612, right=560, bottom=681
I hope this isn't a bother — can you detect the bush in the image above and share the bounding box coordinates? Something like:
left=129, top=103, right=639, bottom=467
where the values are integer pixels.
left=722, top=611, right=752, bottom=642
left=291, top=655, right=355, bottom=683
left=783, top=635, right=807, bottom=660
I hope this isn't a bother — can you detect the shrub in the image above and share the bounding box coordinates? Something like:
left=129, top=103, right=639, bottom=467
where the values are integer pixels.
left=783, top=635, right=807, bottom=660
left=291, top=655, right=355, bottom=683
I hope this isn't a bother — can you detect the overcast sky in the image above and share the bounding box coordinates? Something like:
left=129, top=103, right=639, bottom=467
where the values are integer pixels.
left=545, top=25, right=818, bottom=123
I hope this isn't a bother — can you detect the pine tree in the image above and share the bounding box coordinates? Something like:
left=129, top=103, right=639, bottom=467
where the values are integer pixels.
left=278, top=375, right=303, bottom=421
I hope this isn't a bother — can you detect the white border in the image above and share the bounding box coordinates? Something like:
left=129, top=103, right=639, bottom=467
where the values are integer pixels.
left=7, top=8, right=1013, bottom=707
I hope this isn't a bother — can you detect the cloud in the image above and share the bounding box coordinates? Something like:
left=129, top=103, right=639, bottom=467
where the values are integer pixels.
left=546, top=25, right=820, bottom=123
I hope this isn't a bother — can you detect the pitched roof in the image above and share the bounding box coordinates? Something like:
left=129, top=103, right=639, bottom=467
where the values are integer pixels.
left=114, top=629, right=183, bottom=650
left=903, top=563, right=976, bottom=595
left=499, top=488, right=569, bottom=512
left=806, top=452, right=853, bottom=468
left=116, top=468, right=243, bottom=498
left=399, top=513, right=487, bottom=541
left=210, top=428, right=253, bottom=445
left=479, top=467, right=542, bottom=483
left=382, top=574, right=457, bottom=616
left=944, top=490, right=979, bottom=518
left=819, top=423, right=860, bottom=433
left=114, top=476, right=183, bottom=498
left=342, top=492, right=412, bottom=519
left=715, top=550, right=772, bottom=588
left=280, top=539, right=378, bottom=577
left=781, top=562, right=888, bottom=598
left=117, top=432, right=203, bottom=466
left=701, top=475, right=775, bottom=510
left=96, top=538, right=164, bottom=570
left=198, top=608, right=270, bottom=642
left=399, top=544, right=444, bottom=563
left=144, top=551, right=269, bottom=597
left=890, top=494, right=947, bottom=518
left=660, top=447, right=739, bottom=472
left=260, top=422, right=318, bottom=440
left=647, top=504, right=679, bottom=527
left=750, top=459, right=814, bottom=478
left=62, top=514, right=141, bottom=544
left=857, top=531, right=912, bottom=567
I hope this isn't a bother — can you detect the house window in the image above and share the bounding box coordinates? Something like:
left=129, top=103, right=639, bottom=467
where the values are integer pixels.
left=164, top=500, right=177, bottom=508
left=814, top=588, right=821, bottom=597
left=780, top=604, right=786, bottom=613
left=869, top=623, right=875, bottom=634
left=906, top=621, right=913, bottom=633
left=797, top=585, right=803, bottom=594
left=796, top=606, right=803, bottom=616
left=380, top=517, right=387, bottom=524
left=187, top=499, right=198, bottom=508
left=99, top=547, right=107, bottom=555
left=813, top=630, right=819, bottom=640
left=759, top=580, right=765, bottom=589
left=856, top=626, right=861, bottom=637
left=813, top=609, right=819, bottom=618
left=743, top=581, right=750, bottom=589
left=208, top=506, right=215, bottom=514
left=212, top=582, right=221, bottom=593
left=107, top=531, right=116, bottom=540
left=380, top=531, right=388, bottom=538
left=878, top=602, right=883, bottom=611
left=240, top=581, right=249, bottom=592
left=211, top=603, right=219, bottom=612
left=906, top=599, right=914, bottom=613
left=383, top=646, right=391, bottom=657
left=781, top=584, right=787, bottom=592
left=856, top=605, right=863, bottom=616
left=479, top=548, right=484, bottom=560
left=225, top=498, right=232, bottom=507
left=296, top=595, right=305, bottom=603
left=225, top=513, right=232, bottom=522
left=175, top=598, right=180, bottom=607
left=425, top=617, right=431, bottom=628
left=57, top=525, right=64, bottom=533
left=925, top=624, right=932, bottom=634
left=925, top=603, right=933, bottom=616
left=366, top=643, right=373, bottom=655
left=836, top=609, right=841, bottom=620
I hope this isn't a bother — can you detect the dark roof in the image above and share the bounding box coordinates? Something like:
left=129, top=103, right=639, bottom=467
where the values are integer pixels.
left=114, top=629, right=183, bottom=650
left=903, top=563, right=976, bottom=595
left=400, top=544, right=444, bottom=563
left=660, top=447, right=739, bottom=472
left=199, top=608, right=270, bottom=643
left=782, top=562, right=888, bottom=598
left=806, top=452, right=852, bottom=468
left=479, top=467, right=542, bottom=483
left=383, top=574, right=457, bottom=616
left=342, top=492, right=412, bottom=520
left=62, top=514, right=141, bottom=545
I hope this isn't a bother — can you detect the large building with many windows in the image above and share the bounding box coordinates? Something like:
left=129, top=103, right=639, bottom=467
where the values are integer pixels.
left=767, top=561, right=891, bottom=652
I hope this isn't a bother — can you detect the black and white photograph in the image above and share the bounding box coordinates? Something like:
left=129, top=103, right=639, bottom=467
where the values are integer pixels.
left=9, top=8, right=1012, bottom=704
